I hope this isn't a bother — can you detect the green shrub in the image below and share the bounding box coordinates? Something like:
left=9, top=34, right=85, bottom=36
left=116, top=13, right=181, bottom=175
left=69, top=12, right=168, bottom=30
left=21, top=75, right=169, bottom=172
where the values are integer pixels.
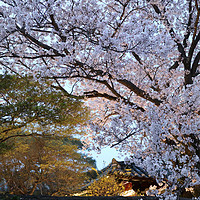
left=86, top=175, right=124, bottom=196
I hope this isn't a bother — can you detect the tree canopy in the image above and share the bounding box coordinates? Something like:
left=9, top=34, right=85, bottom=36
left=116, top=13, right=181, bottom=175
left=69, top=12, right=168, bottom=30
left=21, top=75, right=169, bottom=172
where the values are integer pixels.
left=0, top=135, right=96, bottom=196
left=0, top=74, right=96, bottom=196
left=0, top=74, right=89, bottom=144
left=86, top=175, right=125, bottom=196
left=0, top=0, right=200, bottom=199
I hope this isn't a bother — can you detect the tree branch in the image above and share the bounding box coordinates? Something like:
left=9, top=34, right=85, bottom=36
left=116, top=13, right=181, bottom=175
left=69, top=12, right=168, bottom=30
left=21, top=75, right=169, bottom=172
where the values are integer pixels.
left=16, top=25, right=65, bottom=57
left=52, top=77, right=145, bottom=112
left=151, top=3, right=187, bottom=62
left=49, top=14, right=70, bottom=55
left=169, top=61, right=179, bottom=71
left=192, top=0, right=200, bottom=41
left=188, top=31, right=200, bottom=66
left=183, top=0, right=193, bottom=48
left=117, top=79, right=162, bottom=106
left=0, top=133, right=33, bottom=144
left=132, top=51, right=143, bottom=65
left=111, top=129, right=139, bottom=147
left=9, top=53, right=63, bottom=59
left=191, top=51, right=200, bottom=77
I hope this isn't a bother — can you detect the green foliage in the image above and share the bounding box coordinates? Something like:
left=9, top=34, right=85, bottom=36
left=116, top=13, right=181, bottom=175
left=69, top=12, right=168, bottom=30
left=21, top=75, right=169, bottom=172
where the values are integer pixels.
left=0, top=74, right=89, bottom=127
left=0, top=136, right=94, bottom=196
left=0, top=74, right=95, bottom=196
left=0, top=73, right=90, bottom=145
left=0, top=142, right=14, bottom=154
left=86, top=175, right=125, bottom=196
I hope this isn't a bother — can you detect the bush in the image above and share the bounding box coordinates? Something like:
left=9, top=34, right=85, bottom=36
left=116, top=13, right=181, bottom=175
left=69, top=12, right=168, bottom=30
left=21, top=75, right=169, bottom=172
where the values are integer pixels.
left=86, top=175, right=124, bottom=196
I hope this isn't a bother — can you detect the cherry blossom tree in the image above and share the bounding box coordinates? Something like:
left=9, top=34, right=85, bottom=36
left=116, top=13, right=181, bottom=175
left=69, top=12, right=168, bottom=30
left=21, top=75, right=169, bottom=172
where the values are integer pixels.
left=0, top=0, right=199, bottom=199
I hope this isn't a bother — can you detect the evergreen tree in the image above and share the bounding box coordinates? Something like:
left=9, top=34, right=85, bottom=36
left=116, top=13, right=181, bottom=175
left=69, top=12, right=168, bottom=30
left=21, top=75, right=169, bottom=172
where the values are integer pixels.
left=0, top=74, right=95, bottom=196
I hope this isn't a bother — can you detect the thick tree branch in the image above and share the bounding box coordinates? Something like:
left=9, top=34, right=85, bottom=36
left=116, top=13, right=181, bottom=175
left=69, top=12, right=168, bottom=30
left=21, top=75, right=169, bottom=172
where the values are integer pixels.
left=8, top=53, right=63, bottom=59
left=150, top=2, right=198, bottom=85
left=59, top=64, right=158, bottom=108
left=117, top=79, right=162, bottom=106
left=16, top=25, right=65, bottom=57
left=151, top=4, right=161, bottom=14
left=83, top=90, right=118, bottom=100
left=49, top=14, right=70, bottom=55
left=169, top=61, right=179, bottom=71
left=51, top=79, right=85, bottom=99
left=84, top=90, right=145, bottom=111
left=191, top=51, right=200, bottom=77
left=132, top=51, right=143, bottom=65
left=185, top=30, right=200, bottom=85
left=52, top=77, right=118, bottom=101
left=188, top=31, right=200, bottom=65
left=52, top=78, right=145, bottom=112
